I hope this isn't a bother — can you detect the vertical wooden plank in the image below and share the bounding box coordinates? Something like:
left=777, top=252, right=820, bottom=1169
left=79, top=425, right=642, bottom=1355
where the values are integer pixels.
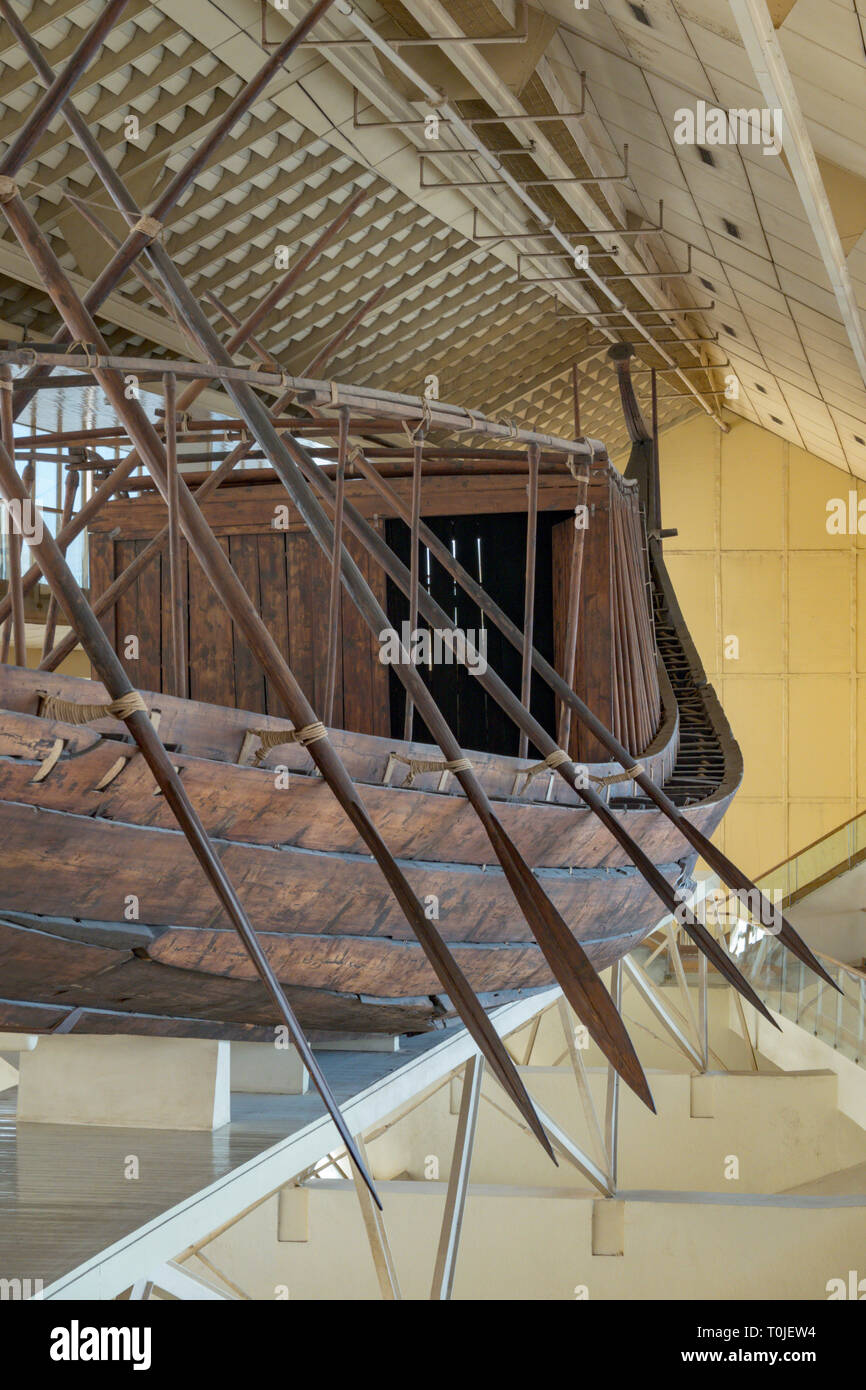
left=160, top=537, right=189, bottom=699
left=366, top=518, right=391, bottom=738
left=135, top=538, right=163, bottom=694
left=229, top=533, right=266, bottom=714
left=114, top=539, right=141, bottom=687
left=260, top=530, right=292, bottom=718
left=86, top=531, right=116, bottom=665
left=341, top=530, right=374, bottom=735
left=576, top=484, right=614, bottom=763
left=552, top=517, right=579, bottom=759
left=187, top=537, right=235, bottom=706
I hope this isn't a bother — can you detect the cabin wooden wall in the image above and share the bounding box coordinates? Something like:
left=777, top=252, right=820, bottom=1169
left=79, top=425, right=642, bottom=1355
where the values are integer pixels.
left=87, top=491, right=390, bottom=735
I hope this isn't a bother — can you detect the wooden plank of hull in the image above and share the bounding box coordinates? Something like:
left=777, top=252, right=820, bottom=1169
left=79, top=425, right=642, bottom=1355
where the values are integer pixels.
left=0, top=797, right=696, bottom=945
left=0, top=666, right=679, bottom=806
left=0, top=982, right=445, bottom=1037
left=0, top=902, right=647, bottom=1036
left=0, top=709, right=727, bottom=871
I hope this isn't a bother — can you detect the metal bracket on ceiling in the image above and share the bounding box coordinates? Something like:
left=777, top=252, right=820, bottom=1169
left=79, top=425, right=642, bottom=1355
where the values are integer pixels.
left=470, top=198, right=663, bottom=245
left=631, top=358, right=731, bottom=373
left=648, top=389, right=730, bottom=399
left=351, top=74, right=587, bottom=129
left=554, top=300, right=715, bottom=318
left=518, top=241, right=693, bottom=284
left=270, top=0, right=531, bottom=47
left=419, top=144, right=629, bottom=190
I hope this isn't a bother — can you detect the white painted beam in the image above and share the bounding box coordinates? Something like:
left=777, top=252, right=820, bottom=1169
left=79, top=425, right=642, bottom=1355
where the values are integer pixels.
left=730, top=0, right=866, bottom=392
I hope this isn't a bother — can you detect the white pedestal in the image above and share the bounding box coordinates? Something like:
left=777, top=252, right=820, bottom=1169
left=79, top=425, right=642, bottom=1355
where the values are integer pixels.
left=16, top=1035, right=231, bottom=1130
left=0, top=1031, right=39, bottom=1070
left=230, top=1041, right=309, bottom=1094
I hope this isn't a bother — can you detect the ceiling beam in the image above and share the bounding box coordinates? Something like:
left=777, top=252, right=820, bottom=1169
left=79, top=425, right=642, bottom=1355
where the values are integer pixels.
left=730, top=0, right=866, bottom=393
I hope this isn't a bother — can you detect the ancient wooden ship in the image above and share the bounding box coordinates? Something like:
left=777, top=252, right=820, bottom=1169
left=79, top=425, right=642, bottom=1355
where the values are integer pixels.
left=0, top=0, right=832, bottom=1178
left=0, top=348, right=812, bottom=1058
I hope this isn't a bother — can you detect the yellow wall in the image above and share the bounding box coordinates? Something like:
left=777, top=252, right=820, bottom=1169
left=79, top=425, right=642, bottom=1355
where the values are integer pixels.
left=643, top=412, right=866, bottom=877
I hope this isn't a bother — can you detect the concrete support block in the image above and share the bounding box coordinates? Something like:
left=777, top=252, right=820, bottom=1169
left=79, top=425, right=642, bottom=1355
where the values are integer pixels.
left=16, top=1035, right=230, bottom=1130
left=230, top=1041, right=309, bottom=1094
left=278, top=1186, right=310, bottom=1242
left=592, top=1198, right=625, bottom=1256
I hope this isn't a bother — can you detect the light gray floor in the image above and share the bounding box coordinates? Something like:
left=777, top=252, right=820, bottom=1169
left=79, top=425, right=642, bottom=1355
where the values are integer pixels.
left=0, top=1033, right=443, bottom=1289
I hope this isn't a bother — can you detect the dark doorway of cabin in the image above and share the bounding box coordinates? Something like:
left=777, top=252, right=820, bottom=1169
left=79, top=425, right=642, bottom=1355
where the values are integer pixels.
left=384, top=511, right=566, bottom=758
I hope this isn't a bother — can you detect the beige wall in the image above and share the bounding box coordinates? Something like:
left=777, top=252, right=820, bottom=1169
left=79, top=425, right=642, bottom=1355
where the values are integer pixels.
left=639, top=412, right=866, bottom=878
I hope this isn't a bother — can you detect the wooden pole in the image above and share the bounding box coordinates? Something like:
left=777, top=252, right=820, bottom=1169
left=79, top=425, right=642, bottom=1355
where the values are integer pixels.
left=40, top=465, right=79, bottom=660
left=0, top=364, right=26, bottom=665
left=164, top=372, right=187, bottom=699
left=518, top=442, right=539, bottom=759
left=0, top=426, right=381, bottom=1209
left=557, top=468, right=588, bottom=754
left=323, top=407, right=349, bottom=726
left=402, top=428, right=424, bottom=743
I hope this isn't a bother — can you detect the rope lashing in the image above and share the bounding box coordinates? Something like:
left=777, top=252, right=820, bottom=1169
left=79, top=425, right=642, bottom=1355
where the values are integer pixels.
left=514, top=752, right=644, bottom=797
left=249, top=721, right=328, bottom=765
left=0, top=177, right=18, bottom=203
left=515, top=747, right=570, bottom=795
left=386, top=752, right=472, bottom=788
left=38, top=690, right=148, bottom=724
left=589, top=763, right=644, bottom=788
left=131, top=214, right=163, bottom=240
left=67, top=341, right=103, bottom=370
left=0, top=379, right=12, bottom=392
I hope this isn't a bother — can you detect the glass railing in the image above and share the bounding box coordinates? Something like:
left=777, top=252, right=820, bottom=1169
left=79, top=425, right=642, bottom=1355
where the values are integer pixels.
left=664, top=864, right=866, bottom=1068
left=757, top=810, right=866, bottom=907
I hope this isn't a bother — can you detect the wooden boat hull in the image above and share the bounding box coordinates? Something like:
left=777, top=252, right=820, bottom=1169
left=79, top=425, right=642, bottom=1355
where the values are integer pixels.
left=0, top=659, right=734, bottom=1037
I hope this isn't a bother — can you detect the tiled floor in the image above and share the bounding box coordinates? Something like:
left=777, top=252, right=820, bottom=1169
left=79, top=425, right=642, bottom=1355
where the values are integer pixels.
left=0, top=1033, right=441, bottom=1289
